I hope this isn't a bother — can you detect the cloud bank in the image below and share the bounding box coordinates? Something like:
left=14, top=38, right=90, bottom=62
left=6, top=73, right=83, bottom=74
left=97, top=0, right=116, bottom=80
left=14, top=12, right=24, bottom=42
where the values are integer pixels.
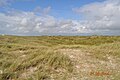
left=0, top=0, right=120, bottom=35
left=73, top=0, right=120, bottom=35
left=0, top=10, right=89, bottom=35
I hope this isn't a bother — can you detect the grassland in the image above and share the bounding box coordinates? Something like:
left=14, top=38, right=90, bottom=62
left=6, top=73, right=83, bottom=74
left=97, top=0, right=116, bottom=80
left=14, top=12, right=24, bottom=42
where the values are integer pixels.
left=0, top=35, right=120, bottom=80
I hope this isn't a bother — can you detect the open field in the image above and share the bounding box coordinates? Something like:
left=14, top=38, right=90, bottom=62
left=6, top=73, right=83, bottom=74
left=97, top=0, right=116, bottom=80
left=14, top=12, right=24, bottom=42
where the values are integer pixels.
left=0, top=35, right=120, bottom=80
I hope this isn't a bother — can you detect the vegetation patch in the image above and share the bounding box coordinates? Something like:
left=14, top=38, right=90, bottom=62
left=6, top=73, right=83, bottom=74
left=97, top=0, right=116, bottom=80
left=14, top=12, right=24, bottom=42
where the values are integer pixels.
left=0, top=35, right=120, bottom=80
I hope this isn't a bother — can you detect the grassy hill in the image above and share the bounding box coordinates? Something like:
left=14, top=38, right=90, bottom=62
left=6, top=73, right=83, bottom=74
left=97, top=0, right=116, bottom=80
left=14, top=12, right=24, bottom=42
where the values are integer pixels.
left=0, top=35, right=120, bottom=80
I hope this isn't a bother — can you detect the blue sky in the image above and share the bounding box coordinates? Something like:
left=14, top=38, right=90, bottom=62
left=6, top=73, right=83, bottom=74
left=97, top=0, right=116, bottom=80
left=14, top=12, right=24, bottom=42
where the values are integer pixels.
left=1, top=0, right=104, bottom=19
left=0, top=0, right=120, bottom=35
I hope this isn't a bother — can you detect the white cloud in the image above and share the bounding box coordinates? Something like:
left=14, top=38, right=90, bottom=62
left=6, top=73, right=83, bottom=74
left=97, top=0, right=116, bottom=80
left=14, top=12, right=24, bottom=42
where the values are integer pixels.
left=0, top=0, right=33, bottom=7
left=0, top=0, right=120, bottom=35
left=0, top=0, right=11, bottom=7
left=34, top=6, right=51, bottom=15
left=0, top=10, right=88, bottom=35
left=73, top=0, right=120, bottom=34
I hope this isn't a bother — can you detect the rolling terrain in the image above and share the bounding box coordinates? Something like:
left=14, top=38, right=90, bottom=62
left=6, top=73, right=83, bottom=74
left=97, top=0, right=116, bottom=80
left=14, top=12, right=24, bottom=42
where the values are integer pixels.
left=0, top=35, right=120, bottom=80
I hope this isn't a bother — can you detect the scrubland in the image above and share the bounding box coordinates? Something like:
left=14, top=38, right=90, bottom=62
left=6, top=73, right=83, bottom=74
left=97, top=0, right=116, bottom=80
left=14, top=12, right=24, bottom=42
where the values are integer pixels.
left=0, top=35, right=120, bottom=80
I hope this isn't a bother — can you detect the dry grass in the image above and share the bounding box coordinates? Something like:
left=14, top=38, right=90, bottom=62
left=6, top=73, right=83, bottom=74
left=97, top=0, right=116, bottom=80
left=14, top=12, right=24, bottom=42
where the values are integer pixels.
left=0, top=35, right=120, bottom=80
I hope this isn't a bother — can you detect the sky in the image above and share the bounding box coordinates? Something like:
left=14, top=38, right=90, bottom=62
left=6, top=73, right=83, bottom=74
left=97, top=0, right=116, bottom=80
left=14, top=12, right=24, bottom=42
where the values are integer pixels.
left=0, top=0, right=120, bottom=36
